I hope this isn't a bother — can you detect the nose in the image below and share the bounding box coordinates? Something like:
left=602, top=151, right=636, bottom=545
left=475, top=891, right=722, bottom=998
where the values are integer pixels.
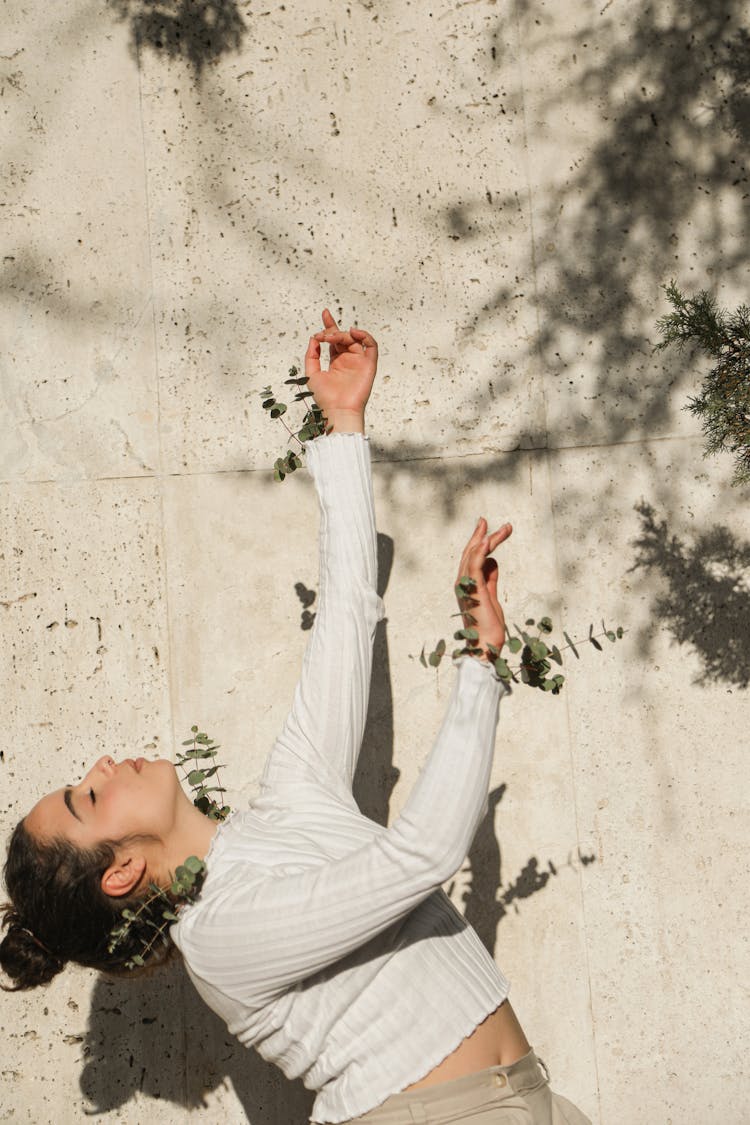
left=82, top=755, right=116, bottom=783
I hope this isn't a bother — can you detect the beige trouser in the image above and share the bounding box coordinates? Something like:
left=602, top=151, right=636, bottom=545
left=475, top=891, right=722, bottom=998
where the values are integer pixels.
left=337, top=1050, right=593, bottom=1124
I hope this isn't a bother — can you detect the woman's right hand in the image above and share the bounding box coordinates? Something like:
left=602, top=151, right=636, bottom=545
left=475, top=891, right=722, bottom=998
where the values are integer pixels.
left=305, top=309, right=378, bottom=434
left=454, top=517, right=513, bottom=657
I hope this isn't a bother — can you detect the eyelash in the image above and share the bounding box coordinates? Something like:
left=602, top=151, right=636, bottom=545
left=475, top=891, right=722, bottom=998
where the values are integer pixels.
left=89, top=788, right=96, bottom=805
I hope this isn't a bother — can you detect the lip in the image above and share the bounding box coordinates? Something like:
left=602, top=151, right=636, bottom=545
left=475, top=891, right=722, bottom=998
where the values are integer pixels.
left=134, top=757, right=145, bottom=773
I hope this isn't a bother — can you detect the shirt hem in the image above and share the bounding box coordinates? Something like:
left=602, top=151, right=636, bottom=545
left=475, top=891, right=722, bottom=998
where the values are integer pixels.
left=308, top=986, right=510, bottom=1124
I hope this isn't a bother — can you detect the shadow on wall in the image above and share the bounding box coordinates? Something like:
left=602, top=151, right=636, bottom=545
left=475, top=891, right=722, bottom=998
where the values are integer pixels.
left=354, top=534, right=399, bottom=826
left=76, top=524, right=597, bottom=1120
left=108, top=0, right=246, bottom=75
left=452, top=1, right=750, bottom=457
left=450, top=784, right=596, bottom=959
left=630, top=500, right=750, bottom=689
left=80, top=963, right=314, bottom=1123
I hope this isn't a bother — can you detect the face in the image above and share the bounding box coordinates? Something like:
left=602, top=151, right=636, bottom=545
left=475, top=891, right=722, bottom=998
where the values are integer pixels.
left=24, top=755, right=185, bottom=851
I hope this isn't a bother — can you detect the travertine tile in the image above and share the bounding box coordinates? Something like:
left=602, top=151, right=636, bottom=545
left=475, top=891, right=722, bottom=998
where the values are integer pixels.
left=515, top=0, right=750, bottom=449
left=549, top=436, right=749, bottom=1124
left=163, top=447, right=599, bottom=1118
left=3, top=1, right=748, bottom=1122
left=0, top=476, right=173, bottom=1122
left=0, top=4, right=158, bottom=483
left=136, top=1, right=543, bottom=475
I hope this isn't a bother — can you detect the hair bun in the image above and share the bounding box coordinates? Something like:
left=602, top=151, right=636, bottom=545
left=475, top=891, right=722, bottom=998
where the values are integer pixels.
left=0, top=910, right=65, bottom=991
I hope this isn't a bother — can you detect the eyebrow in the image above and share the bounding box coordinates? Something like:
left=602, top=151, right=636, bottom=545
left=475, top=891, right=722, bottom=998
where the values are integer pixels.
left=63, top=787, right=82, bottom=823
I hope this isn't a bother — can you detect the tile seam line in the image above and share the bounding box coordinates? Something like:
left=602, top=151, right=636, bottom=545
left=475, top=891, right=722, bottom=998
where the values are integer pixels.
left=0, top=432, right=705, bottom=486
left=512, top=2, right=601, bottom=1112
left=134, top=37, right=189, bottom=1106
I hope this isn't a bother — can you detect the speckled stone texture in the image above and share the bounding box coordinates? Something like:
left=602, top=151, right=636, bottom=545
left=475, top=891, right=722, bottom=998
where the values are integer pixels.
left=2, top=1, right=749, bottom=1122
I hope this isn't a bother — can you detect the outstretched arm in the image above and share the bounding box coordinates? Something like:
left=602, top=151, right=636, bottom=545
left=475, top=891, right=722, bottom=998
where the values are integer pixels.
left=261, top=312, right=383, bottom=801
left=178, top=520, right=513, bottom=1006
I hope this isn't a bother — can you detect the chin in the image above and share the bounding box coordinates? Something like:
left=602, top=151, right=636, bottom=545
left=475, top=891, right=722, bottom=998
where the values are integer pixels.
left=147, top=757, right=180, bottom=787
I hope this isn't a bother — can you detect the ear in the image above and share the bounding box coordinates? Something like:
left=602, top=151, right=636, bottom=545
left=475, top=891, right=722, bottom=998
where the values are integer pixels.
left=101, top=854, right=147, bottom=899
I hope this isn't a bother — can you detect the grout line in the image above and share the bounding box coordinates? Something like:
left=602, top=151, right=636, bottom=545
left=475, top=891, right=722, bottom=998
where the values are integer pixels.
left=134, top=36, right=190, bottom=1108
left=512, top=5, right=603, bottom=1117
left=0, top=431, right=704, bottom=488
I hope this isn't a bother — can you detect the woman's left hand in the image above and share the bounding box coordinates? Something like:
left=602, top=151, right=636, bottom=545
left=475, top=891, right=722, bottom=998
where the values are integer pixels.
left=304, top=309, right=378, bottom=433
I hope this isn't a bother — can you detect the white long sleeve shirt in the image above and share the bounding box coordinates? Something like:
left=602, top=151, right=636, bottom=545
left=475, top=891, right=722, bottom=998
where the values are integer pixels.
left=171, top=433, right=510, bottom=1124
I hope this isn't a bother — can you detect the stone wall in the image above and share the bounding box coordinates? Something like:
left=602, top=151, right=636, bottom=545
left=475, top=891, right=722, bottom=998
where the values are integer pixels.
left=2, top=2, right=748, bottom=1121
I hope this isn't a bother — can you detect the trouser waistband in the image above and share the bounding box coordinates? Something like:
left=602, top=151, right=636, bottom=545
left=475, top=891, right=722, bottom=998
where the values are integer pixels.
left=349, top=1048, right=548, bottom=1119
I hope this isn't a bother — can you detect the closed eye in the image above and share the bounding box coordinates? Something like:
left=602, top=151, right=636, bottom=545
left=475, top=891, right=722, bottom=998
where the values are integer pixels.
left=89, top=788, right=96, bottom=805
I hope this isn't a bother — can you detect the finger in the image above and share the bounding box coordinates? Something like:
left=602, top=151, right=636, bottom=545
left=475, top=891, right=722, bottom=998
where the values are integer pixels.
left=483, top=556, right=499, bottom=592
left=321, top=308, right=339, bottom=331
left=350, top=328, right=378, bottom=358
left=467, top=516, right=487, bottom=545
left=456, top=523, right=484, bottom=580
left=304, top=336, right=321, bottom=379
left=313, top=330, right=356, bottom=347
left=457, top=518, right=488, bottom=574
left=486, top=523, right=513, bottom=552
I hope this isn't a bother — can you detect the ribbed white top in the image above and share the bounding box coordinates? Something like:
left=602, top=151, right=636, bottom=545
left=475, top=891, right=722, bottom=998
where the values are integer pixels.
left=172, top=433, right=510, bottom=1124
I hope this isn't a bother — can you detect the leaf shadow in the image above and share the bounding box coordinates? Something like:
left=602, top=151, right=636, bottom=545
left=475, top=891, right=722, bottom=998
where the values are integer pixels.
left=108, top=0, right=246, bottom=76
left=630, top=500, right=750, bottom=689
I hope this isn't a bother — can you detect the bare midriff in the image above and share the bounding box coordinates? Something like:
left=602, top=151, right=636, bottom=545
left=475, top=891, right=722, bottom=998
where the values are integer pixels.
left=403, top=1000, right=531, bottom=1092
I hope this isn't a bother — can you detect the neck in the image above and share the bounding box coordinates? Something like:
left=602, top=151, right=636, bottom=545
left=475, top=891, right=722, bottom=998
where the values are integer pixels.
left=155, top=800, right=220, bottom=887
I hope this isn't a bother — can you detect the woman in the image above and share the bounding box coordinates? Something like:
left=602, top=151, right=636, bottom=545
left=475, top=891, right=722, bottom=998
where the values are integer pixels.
left=2, top=312, right=592, bottom=1125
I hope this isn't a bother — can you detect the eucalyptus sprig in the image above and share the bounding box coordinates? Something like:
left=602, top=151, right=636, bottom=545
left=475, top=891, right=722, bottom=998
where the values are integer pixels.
left=418, top=576, right=624, bottom=694
left=108, top=726, right=232, bottom=970
left=176, top=725, right=231, bottom=822
left=107, top=856, right=206, bottom=970
left=260, top=366, right=330, bottom=481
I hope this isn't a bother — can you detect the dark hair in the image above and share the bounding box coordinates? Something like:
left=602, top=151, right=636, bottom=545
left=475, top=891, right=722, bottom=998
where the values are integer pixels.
left=1, top=819, right=177, bottom=991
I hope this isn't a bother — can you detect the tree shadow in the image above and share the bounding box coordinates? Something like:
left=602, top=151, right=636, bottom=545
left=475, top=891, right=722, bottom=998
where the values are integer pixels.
left=445, top=1, right=750, bottom=465
left=108, top=0, right=246, bottom=76
left=630, top=500, right=750, bottom=688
